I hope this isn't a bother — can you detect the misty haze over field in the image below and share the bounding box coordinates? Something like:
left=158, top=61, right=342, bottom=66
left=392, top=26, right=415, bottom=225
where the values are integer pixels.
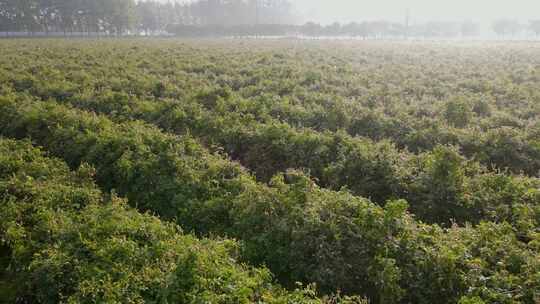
left=2, top=0, right=540, bottom=38
left=166, top=0, right=540, bottom=25
left=292, top=0, right=540, bottom=24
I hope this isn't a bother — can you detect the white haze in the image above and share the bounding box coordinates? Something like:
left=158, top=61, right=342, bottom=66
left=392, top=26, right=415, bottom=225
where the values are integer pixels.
left=292, top=0, right=540, bottom=24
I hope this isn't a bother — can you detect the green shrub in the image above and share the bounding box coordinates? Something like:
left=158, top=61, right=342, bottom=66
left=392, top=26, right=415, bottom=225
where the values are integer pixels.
left=445, top=99, right=472, bottom=128
left=0, top=138, right=322, bottom=303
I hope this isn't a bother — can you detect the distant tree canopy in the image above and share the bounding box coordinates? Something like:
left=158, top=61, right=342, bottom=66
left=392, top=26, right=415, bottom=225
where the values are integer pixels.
left=166, top=20, right=478, bottom=39
left=492, top=19, right=522, bottom=37
left=530, top=19, right=540, bottom=37
left=0, top=0, right=137, bottom=34
left=1, top=0, right=540, bottom=38
left=0, top=0, right=296, bottom=35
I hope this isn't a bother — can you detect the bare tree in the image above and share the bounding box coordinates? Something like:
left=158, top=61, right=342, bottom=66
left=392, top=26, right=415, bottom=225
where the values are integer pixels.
left=492, top=19, right=522, bottom=38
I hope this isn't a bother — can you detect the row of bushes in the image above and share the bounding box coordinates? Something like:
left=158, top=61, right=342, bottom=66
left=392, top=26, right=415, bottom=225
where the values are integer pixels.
left=0, top=97, right=539, bottom=303
left=1, top=40, right=539, bottom=303
left=34, top=89, right=540, bottom=229
left=2, top=40, right=539, bottom=178
left=0, top=138, right=333, bottom=303
left=166, top=24, right=296, bottom=37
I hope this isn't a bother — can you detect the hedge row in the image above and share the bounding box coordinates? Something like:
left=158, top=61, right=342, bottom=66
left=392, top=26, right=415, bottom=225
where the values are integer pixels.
left=0, top=97, right=538, bottom=303
left=2, top=41, right=539, bottom=176
left=36, top=90, right=540, bottom=229
left=0, top=138, right=333, bottom=303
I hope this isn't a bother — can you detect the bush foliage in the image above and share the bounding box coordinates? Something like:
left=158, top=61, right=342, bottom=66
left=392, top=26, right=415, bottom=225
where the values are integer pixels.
left=0, top=40, right=538, bottom=303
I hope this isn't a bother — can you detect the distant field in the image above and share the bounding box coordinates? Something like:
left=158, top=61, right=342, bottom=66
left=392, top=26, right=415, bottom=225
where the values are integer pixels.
left=0, top=39, right=539, bottom=303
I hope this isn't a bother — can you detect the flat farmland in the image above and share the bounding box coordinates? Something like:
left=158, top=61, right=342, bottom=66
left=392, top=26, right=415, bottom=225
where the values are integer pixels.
left=0, top=39, right=539, bottom=303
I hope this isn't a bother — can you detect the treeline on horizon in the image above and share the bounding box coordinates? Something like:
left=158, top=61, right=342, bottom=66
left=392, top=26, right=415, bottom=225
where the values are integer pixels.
left=0, top=0, right=295, bottom=36
left=167, top=20, right=540, bottom=39
left=1, top=0, right=540, bottom=38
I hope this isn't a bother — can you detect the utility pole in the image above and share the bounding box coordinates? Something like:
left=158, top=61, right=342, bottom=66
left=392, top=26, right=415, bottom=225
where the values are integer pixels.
left=405, top=8, right=410, bottom=39
left=255, top=0, right=259, bottom=25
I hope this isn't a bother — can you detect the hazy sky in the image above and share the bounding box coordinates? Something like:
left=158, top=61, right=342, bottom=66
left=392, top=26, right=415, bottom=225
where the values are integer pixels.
left=292, top=0, right=540, bottom=24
